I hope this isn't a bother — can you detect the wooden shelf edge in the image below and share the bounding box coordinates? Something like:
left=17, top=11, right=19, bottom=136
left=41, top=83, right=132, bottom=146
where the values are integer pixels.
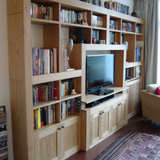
left=61, top=22, right=91, bottom=28
left=61, top=94, right=82, bottom=101
left=32, top=70, right=82, bottom=85
left=92, top=26, right=107, bottom=30
left=33, top=100, right=61, bottom=110
left=109, top=29, right=121, bottom=33
left=31, top=18, right=59, bottom=25
left=33, top=94, right=82, bottom=110
left=125, top=62, right=142, bottom=68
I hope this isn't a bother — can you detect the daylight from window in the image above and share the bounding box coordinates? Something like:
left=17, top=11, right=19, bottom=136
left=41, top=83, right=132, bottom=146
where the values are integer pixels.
left=158, top=0, right=160, bottom=83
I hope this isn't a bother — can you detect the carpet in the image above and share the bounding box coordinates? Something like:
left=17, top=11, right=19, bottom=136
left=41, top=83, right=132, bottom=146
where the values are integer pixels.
left=94, top=130, right=160, bottom=160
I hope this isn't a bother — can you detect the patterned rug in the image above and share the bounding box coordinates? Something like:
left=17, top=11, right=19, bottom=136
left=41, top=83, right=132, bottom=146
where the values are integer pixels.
left=94, top=130, right=160, bottom=160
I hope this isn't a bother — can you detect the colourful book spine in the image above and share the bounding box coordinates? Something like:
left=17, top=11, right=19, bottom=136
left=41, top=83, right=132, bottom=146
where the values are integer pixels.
left=37, top=108, right=41, bottom=128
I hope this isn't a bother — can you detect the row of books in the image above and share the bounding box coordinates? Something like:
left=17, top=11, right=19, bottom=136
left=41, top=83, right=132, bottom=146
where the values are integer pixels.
left=32, top=47, right=58, bottom=76
left=92, top=15, right=103, bottom=27
left=61, top=98, right=81, bottom=119
left=61, top=79, right=76, bottom=96
left=110, top=20, right=118, bottom=30
left=109, top=32, right=118, bottom=44
left=33, top=81, right=58, bottom=105
left=122, top=22, right=134, bottom=32
left=30, top=2, right=54, bottom=20
left=135, top=47, right=142, bottom=62
left=136, top=24, right=142, bottom=33
left=60, top=9, right=88, bottom=24
left=33, top=104, right=57, bottom=130
left=126, top=66, right=141, bottom=80
left=80, top=0, right=102, bottom=7
left=104, top=1, right=129, bottom=15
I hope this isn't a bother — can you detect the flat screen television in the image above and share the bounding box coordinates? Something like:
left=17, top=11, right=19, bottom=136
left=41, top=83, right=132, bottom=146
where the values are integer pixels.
left=86, top=54, right=114, bottom=95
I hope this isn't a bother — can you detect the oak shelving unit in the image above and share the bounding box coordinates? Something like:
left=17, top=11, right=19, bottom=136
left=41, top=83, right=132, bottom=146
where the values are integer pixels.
left=7, top=0, right=144, bottom=159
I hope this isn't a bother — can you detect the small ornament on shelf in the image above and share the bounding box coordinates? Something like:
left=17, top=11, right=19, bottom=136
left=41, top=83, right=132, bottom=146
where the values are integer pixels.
left=71, top=89, right=77, bottom=95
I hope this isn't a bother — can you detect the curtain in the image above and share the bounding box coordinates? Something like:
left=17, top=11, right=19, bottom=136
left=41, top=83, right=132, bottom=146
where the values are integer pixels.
left=134, top=0, right=158, bottom=88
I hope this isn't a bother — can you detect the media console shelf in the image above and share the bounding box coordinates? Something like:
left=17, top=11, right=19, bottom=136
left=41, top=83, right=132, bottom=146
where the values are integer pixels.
left=84, top=87, right=129, bottom=104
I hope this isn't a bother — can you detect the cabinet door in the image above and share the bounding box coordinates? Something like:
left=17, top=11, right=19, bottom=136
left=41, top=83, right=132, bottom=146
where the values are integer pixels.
left=128, top=80, right=141, bottom=118
left=117, top=99, right=128, bottom=127
left=61, top=116, right=81, bottom=159
left=99, top=107, right=111, bottom=140
left=89, top=111, right=101, bottom=148
left=111, top=94, right=128, bottom=132
left=34, top=125, right=61, bottom=160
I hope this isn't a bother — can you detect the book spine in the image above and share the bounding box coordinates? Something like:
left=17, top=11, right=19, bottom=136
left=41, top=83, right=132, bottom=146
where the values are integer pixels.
left=54, top=81, right=58, bottom=100
left=37, top=108, right=41, bottom=128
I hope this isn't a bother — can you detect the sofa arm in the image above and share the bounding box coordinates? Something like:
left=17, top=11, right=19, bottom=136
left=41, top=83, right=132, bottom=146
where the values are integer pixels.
left=141, top=90, right=160, bottom=123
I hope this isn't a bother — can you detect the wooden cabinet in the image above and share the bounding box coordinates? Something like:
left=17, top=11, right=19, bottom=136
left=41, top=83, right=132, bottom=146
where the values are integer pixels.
left=7, top=0, right=144, bottom=159
left=127, top=79, right=141, bottom=119
left=82, top=93, right=128, bottom=151
left=35, top=116, right=80, bottom=160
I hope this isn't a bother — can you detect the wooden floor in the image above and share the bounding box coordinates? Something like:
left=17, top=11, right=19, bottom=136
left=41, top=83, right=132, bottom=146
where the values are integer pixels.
left=67, top=113, right=160, bottom=160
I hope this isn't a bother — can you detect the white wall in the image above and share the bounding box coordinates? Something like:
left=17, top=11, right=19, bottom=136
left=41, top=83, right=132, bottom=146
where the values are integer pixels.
left=0, top=0, right=13, bottom=159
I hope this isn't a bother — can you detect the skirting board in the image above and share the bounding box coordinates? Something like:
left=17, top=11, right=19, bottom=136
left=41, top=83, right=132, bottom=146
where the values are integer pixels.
left=128, top=109, right=139, bottom=119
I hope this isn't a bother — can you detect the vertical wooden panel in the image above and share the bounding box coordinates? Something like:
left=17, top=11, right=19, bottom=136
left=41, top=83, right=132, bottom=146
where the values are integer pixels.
left=10, top=80, right=28, bottom=160
left=8, top=14, right=25, bottom=81
left=7, top=0, right=23, bottom=14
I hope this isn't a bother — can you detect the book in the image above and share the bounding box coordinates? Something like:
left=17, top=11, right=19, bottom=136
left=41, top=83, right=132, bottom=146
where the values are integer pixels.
left=75, top=98, right=81, bottom=114
left=54, top=81, right=58, bottom=100
left=37, top=109, right=41, bottom=128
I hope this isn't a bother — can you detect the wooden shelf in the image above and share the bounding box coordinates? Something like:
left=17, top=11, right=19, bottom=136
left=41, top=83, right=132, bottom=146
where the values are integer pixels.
left=121, top=31, right=136, bottom=35
left=83, top=87, right=128, bottom=104
left=92, top=26, right=107, bottom=30
left=109, top=29, right=121, bottom=32
left=32, top=70, right=82, bottom=85
left=126, top=62, right=143, bottom=68
left=126, top=77, right=141, bottom=83
left=61, top=94, right=82, bottom=101
left=31, top=18, right=59, bottom=25
left=33, top=100, right=61, bottom=110
left=61, top=22, right=91, bottom=28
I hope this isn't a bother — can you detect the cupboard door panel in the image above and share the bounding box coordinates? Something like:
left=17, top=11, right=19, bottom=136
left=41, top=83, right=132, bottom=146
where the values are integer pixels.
left=35, top=126, right=60, bottom=160
left=62, top=116, right=80, bottom=159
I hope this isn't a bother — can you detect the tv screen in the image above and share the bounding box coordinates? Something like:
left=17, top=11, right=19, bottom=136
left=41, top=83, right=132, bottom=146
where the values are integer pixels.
left=86, top=54, right=114, bottom=94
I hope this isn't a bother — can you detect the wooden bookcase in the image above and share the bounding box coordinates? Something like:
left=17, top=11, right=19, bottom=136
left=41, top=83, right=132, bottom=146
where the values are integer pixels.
left=7, top=0, right=145, bottom=159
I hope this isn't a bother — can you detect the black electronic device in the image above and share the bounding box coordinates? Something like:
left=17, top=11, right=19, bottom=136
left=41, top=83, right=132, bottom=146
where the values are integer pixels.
left=86, top=100, right=101, bottom=107
left=69, top=28, right=84, bottom=43
left=86, top=54, right=114, bottom=95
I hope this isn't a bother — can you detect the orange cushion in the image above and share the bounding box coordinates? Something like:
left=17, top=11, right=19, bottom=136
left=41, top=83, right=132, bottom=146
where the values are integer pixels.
left=155, top=86, right=160, bottom=95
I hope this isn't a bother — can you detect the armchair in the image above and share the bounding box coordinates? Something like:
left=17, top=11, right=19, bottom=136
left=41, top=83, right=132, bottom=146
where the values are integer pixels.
left=141, top=84, right=160, bottom=123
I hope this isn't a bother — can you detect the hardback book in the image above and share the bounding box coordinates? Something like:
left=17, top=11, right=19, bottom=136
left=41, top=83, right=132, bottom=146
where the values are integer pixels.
left=54, top=81, right=58, bottom=100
